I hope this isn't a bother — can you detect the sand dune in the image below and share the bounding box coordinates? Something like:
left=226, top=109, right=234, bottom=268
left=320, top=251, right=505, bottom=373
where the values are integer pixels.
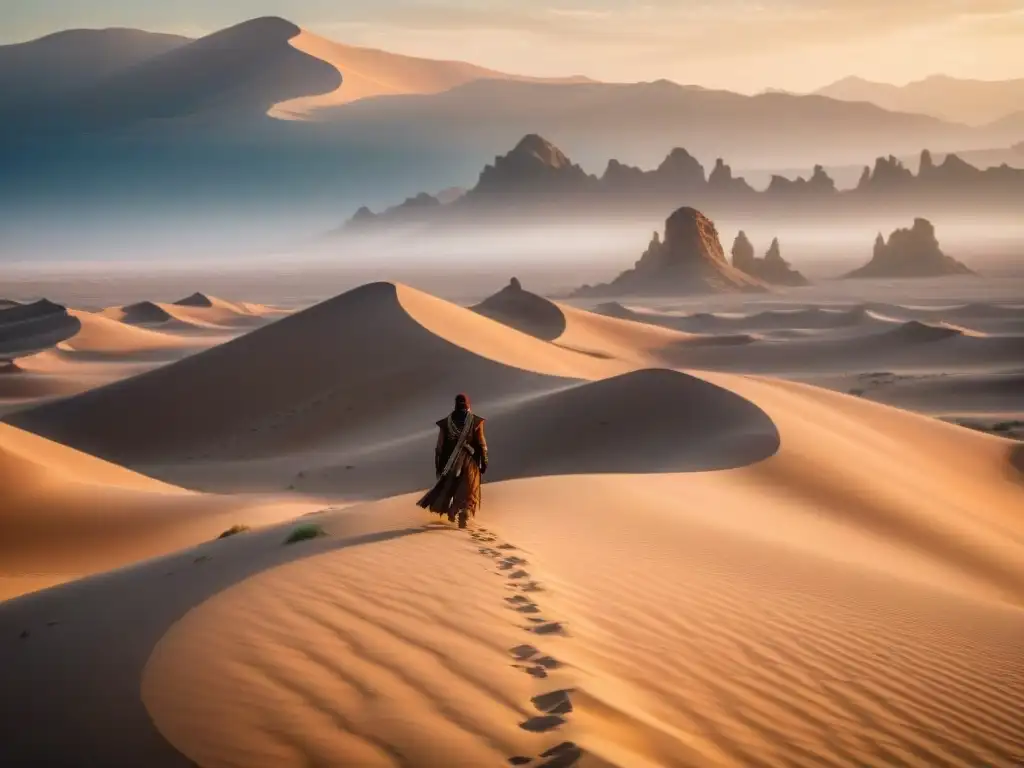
left=59, top=310, right=199, bottom=357
left=0, top=299, right=81, bottom=361
left=270, top=29, right=590, bottom=119
left=476, top=285, right=751, bottom=365
left=2, top=280, right=1022, bottom=767
left=0, top=422, right=321, bottom=599
left=10, top=284, right=619, bottom=466
left=597, top=302, right=899, bottom=334
left=102, top=294, right=282, bottom=331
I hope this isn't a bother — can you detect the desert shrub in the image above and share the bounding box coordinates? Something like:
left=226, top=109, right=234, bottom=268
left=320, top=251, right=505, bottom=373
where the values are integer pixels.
left=284, top=523, right=326, bottom=545
left=217, top=524, right=251, bottom=539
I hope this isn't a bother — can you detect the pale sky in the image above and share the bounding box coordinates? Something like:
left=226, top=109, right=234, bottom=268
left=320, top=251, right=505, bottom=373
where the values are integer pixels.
left=5, top=0, right=1024, bottom=92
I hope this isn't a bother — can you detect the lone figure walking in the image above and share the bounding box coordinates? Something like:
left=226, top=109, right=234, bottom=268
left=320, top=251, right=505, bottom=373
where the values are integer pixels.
left=417, top=393, right=488, bottom=528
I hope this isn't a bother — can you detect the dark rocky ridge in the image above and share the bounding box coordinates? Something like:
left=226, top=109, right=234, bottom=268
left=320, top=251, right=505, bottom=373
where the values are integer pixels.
left=343, top=135, right=1024, bottom=229
left=844, top=218, right=975, bottom=279
left=731, top=233, right=809, bottom=286
left=574, top=207, right=768, bottom=297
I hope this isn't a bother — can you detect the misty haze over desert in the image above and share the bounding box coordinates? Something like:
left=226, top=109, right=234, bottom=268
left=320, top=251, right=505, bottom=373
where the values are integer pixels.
left=1, top=4, right=1023, bottom=768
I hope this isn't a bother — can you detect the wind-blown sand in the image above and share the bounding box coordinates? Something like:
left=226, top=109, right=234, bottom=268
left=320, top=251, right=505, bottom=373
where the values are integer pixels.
left=1, top=281, right=1022, bottom=767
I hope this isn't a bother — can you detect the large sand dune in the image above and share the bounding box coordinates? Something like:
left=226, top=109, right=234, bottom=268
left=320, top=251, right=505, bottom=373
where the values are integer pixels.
left=271, top=31, right=589, bottom=119
left=0, top=422, right=320, bottom=600
left=1, top=280, right=1022, bottom=767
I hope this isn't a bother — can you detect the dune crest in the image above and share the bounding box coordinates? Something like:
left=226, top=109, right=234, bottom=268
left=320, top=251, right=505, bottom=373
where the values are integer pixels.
left=270, top=30, right=591, bottom=119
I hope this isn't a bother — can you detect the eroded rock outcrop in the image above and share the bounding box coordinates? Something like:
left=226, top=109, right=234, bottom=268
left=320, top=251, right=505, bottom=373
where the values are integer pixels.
left=574, top=207, right=767, bottom=296
left=468, top=134, right=595, bottom=199
left=731, top=233, right=809, bottom=286
left=845, top=218, right=975, bottom=278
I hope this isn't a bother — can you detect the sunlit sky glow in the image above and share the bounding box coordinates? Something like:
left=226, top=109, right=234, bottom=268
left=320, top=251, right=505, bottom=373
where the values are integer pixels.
left=5, top=0, right=1024, bottom=92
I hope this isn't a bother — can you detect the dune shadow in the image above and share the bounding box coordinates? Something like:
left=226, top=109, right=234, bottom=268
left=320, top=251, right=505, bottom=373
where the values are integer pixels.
left=0, top=520, right=437, bottom=767
left=472, top=279, right=567, bottom=341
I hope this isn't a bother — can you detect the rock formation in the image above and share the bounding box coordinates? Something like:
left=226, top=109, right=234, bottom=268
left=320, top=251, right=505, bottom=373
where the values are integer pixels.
left=845, top=218, right=975, bottom=279
left=730, top=231, right=756, bottom=273
left=758, top=238, right=810, bottom=286
left=574, top=208, right=767, bottom=297
left=467, top=134, right=595, bottom=200
left=343, top=134, right=1024, bottom=231
left=709, top=159, right=756, bottom=195
left=731, top=234, right=809, bottom=286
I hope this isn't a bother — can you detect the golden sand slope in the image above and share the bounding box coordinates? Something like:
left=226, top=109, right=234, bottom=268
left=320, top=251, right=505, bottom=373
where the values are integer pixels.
left=0, top=422, right=321, bottom=600
left=142, top=397, right=1024, bottom=767
left=61, top=310, right=198, bottom=355
left=2, top=283, right=1022, bottom=767
left=101, top=294, right=284, bottom=331
left=270, top=29, right=590, bottom=119
left=9, top=284, right=622, bottom=467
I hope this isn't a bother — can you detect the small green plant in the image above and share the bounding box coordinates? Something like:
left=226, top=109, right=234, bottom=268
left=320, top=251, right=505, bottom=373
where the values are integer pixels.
left=217, top=524, right=251, bottom=539
left=284, top=523, right=327, bottom=545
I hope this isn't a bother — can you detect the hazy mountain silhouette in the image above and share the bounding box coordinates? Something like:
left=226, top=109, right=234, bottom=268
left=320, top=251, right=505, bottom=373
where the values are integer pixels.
left=844, top=218, right=975, bottom=279
left=0, top=27, right=189, bottom=107
left=815, top=75, right=1024, bottom=126
left=731, top=233, right=809, bottom=286
left=2, top=18, right=1020, bottom=257
left=344, top=135, right=1024, bottom=231
left=321, top=78, right=986, bottom=170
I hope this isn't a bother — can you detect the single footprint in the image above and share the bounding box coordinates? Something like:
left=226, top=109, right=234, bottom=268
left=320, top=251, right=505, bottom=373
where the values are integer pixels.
left=509, top=644, right=540, bottom=661
left=513, top=604, right=542, bottom=615
left=505, top=595, right=532, bottom=605
left=538, top=742, right=583, bottom=768
left=520, top=715, right=565, bottom=733
left=498, top=543, right=517, bottom=550
left=530, top=622, right=566, bottom=636
left=507, top=570, right=530, bottom=580
left=508, top=758, right=532, bottom=766
left=514, top=664, right=549, bottom=679
left=532, top=690, right=574, bottom=716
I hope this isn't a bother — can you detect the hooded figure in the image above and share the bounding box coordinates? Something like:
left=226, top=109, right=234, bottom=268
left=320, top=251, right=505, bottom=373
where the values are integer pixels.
left=416, top=393, right=488, bottom=528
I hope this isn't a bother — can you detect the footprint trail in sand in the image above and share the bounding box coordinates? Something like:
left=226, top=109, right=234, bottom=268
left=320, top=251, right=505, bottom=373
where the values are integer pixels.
left=470, top=527, right=583, bottom=767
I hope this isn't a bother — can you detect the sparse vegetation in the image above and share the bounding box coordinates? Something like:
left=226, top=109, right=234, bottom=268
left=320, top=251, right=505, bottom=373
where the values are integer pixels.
left=284, top=523, right=327, bottom=544
left=217, top=524, right=251, bottom=539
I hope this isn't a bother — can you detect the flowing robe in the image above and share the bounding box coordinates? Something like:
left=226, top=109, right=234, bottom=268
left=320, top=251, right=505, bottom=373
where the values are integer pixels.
left=417, top=411, right=487, bottom=518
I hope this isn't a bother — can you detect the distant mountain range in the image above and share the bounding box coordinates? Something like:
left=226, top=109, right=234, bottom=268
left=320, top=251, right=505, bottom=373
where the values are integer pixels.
left=813, top=75, right=1024, bottom=127
left=2, top=17, right=1019, bottom=161
left=342, top=134, right=1024, bottom=232
left=2, top=17, right=1023, bottom=260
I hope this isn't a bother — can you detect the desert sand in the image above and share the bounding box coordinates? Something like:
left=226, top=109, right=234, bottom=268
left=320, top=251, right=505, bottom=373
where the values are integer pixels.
left=1, top=279, right=1022, bottom=767
left=270, top=28, right=589, bottom=120
left=0, top=294, right=288, bottom=418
